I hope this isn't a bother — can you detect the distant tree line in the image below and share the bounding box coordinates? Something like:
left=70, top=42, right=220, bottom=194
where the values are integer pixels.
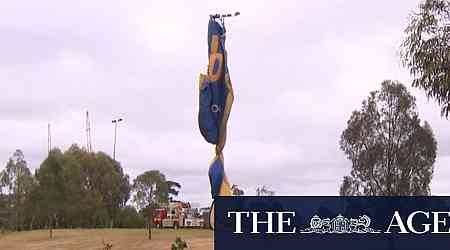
left=0, top=144, right=180, bottom=236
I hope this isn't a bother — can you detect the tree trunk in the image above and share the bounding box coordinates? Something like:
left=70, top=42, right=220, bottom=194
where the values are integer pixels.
left=29, top=215, right=35, bottom=230
left=15, top=211, right=19, bottom=231
left=54, top=214, right=58, bottom=229
left=148, top=209, right=153, bottom=240
left=49, top=215, right=53, bottom=239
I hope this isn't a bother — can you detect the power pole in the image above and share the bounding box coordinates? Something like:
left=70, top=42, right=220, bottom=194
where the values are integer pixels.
left=48, top=123, right=51, bottom=154
left=112, top=118, right=123, bottom=161
left=86, top=111, right=93, bottom=153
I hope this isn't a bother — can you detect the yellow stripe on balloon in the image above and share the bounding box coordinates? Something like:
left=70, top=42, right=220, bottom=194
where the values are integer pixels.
left=216, top=73, right=234, bottom=154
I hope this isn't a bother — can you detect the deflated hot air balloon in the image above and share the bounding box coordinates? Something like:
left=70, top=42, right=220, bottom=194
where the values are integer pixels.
left=198, top=13, right=239, bottom=229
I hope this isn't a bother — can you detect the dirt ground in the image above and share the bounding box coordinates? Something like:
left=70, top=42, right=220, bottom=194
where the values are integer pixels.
left=0, top=228, right=213, bottom=250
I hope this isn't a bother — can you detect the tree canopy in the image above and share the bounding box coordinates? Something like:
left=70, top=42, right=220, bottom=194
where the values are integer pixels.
left=0, top=150, right=34, bottom=230
left=231, top=184, right=244, bottom=196
left=132, top=170, right=180, bottom=212
left=256, top=185, right=275, bottom=196
left=0, top=145, right=184, bottom=232
left=401, top=0, right=450, bottom=117
left=339, top=80, right=437, bottom=196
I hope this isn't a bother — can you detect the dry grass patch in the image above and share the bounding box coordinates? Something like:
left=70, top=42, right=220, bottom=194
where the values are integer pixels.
left=0, top=229, right=213, bottom=250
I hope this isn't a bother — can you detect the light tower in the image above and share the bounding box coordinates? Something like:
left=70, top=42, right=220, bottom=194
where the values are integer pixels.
left=48, top=123, right=51, bottom=154
left=86, top=111, right=93, bottom=153
left=112, top=118, right=123, bottom=160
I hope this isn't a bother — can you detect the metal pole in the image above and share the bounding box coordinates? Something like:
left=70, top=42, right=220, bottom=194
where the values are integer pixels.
left=113, top=121, right=117, bottom=160
left=112, top=118, right=123, bottom=161
left=48, top=123, right=51, bottom=154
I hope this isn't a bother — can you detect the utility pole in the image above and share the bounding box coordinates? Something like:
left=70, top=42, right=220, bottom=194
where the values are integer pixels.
left=112, top=118, right=123, bottom=160
left=48, top=123, right=51, bottom=154
left=46, top=123, right=56, bottom=238
left=86, top=111, right=93, bottom=153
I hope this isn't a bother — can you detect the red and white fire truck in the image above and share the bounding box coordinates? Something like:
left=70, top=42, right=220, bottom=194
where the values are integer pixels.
left=152, top=201, right=204, bottom=229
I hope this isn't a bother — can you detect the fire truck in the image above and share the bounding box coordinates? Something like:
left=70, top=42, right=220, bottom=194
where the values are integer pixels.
left=152, top=201, right=185, bottom=228
left=152, top=201, right=204, bottom=229
left=152, top=208, right=167, bottom=228
left=183, top=207, right=204, bottom=228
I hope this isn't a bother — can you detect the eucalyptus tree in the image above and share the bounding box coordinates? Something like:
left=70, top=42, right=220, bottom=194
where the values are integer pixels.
left=340, top=81, right=437, bottom=196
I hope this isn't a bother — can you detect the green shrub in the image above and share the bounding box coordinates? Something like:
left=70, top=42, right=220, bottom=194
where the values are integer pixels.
left=171, top=237, right=188, bottom=250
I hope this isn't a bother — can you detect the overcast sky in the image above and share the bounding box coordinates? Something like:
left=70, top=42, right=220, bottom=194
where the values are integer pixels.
left=1, top=0, right=449, bottom=207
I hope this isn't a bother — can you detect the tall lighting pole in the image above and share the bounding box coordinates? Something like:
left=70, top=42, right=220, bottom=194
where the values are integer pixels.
left=48, top=123, right=51, bottom=154
left=112, top=118, right=123, bottom=161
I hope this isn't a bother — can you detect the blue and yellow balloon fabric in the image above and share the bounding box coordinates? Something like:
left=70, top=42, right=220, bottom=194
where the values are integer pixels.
left=198, top=17, right=234, bottom=228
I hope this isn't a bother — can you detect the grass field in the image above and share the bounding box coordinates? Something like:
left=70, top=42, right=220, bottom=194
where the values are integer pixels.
left=0, top=228, right=213, bottom=250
